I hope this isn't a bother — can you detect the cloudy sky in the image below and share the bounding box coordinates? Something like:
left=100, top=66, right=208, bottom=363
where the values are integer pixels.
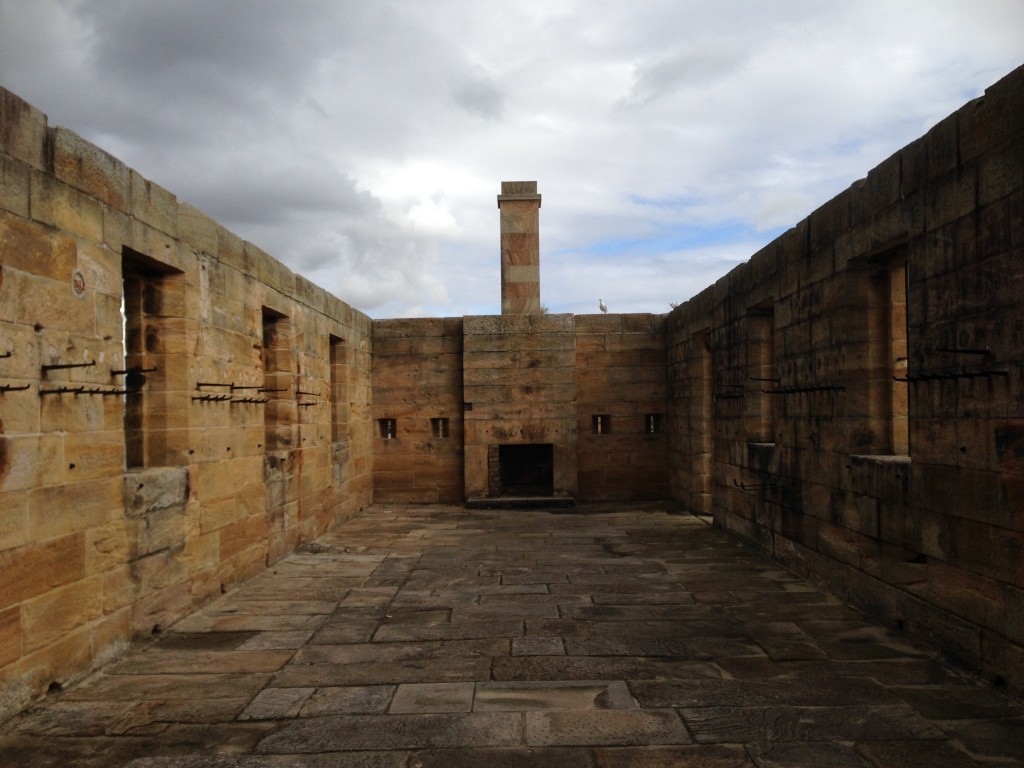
left=1, top=1, right=1022, bottom=318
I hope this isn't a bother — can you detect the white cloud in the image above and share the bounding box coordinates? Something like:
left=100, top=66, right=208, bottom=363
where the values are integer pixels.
left=1, top=0, right=1021, bottom=318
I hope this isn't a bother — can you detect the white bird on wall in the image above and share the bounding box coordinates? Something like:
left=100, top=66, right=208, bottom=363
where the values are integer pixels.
left=598, top=298, right=608, bottom=313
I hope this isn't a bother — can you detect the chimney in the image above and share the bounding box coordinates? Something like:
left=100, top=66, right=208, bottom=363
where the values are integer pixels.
left=497, top=181, right=542, bottom=314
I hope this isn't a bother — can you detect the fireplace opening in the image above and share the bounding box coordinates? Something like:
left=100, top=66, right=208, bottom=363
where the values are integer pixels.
left=498, top=443, right=553, bottom=497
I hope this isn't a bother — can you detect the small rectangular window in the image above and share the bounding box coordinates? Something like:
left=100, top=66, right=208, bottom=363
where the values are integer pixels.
left=378, top=418, right=396, bottom=439
left=645, top=414, right=663, bottom=434
left=592, top=414, right=611, bottom=435
left=431, top=417, right=450, bottom=438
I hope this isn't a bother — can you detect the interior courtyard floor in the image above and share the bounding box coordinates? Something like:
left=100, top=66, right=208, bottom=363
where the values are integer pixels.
left=2, top=501, right=1022, bottom=767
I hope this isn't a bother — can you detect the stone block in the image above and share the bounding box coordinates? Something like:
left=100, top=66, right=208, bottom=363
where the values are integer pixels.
left=21, top=574, right=103, bottom=654
left=64, top=430, right=124, bottom=481
left=604, top=333, right=665, bottom=352
left=575, top=314, right=622, bottom=333
left=960, top=66, right=1024, bottom=163
left=30, top=170, right=104, bottom=242
left=129, top=170, right=177, bottom=237
left=0, top=532, right=86, bottom=609
left=0, top=602, right=22, bottom=671
left=248, top=242, right=294, bottom=296
left=464, top=314, right=531, bottom=336
left=978, top=139, right=1024, bottom=208
left=28, top=475, right=120, bottom=542
left=20, top=272, right=95, bottom=333
left=856, top=150, right=902, bottom=220
left=90, top=604, right=130, bottom=658
left=192, top=455, right=263, bottom=502
left=131, top=545, right=187, bottom=594
left=501, top=241, right=539, bottom=267
left=499, top=210, right=539, bottom=235
left=219, top=513, right=269, bottom=561
left=294, top=274, right=326, bottom=315
left=0, top=433, right=64, bottom=493
left=0, top=604, right=21, bottom=666
left=51, top=127, right=130, bottom=212
left=922, top=111, right=960, bottom=183
left=0, top=210, right=79, bottom=280
left=83, top=519, right=131, bottom=577
left=390, top=682, right=474, bottom=713
left=0, top=490, right=28, bottom=552
left=0, top=374, right=38, bottom=434
left=0, top=87, right=48, bottom=169
left=5, top=622, right=92, bottom=706
left=910, top=561, right=1007, bottom=633
left=131, top=580, right=192, bottom=635
left=175, top=201, right=219, bottom=256
left=0, top=154, right=30, bottom=218
left=527, top=709, right=690, bottom=747
left=899, top=134, right=930, bottom=199
left=924, top=166, right=978, bottom=229
left=257, top=712, right=523, bottom=752
left=181, top=530, right=219, bottom=577
left=947, top=515, right=1023, bottom=588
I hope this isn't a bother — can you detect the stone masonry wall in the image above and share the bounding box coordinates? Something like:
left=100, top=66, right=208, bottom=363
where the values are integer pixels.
left=0, top=86, right=373, bottom=719
left=372, top=317, right=464, bottom=503
left=667, top=64, right=1024, bottom=690
left=463, top=314, right=578, bottom=500
left=576, top=313, right=669, bottom=500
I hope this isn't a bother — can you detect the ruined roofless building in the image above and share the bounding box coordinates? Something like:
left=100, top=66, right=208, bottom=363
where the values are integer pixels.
left=1, top=63, right=1024, bottom=720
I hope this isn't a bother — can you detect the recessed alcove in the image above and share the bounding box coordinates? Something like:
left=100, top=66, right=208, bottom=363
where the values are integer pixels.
left=498, top=443, right=553, bottom=497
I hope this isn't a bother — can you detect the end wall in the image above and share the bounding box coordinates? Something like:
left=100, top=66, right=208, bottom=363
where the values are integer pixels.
left=372, top=317, right=464, bottom=503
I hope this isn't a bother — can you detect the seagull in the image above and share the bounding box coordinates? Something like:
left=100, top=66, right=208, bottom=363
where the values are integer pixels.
left=598, top=298, right=608, bottom=313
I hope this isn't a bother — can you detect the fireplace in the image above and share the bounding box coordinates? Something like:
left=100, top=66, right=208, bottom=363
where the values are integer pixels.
left=495, top=443, right=554, bottom=497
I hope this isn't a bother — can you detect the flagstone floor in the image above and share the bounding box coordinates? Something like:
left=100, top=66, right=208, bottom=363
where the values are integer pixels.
left=2, top=502, right=1023, bottom=767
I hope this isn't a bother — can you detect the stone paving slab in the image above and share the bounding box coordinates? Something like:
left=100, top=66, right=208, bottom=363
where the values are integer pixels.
left=255, top=712, right=525, bottom=752
left=390, top=682, right=475, bottom=713
left=2, top=502, right=1023, bottom=767
left=474, top=680, right=634, bottom=711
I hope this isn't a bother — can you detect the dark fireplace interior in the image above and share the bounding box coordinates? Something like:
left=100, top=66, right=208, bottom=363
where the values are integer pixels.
left=498, top=443, right=554, bottom=496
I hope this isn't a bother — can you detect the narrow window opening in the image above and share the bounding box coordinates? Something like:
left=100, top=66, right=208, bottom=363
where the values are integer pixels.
left=121, top=248, right=182, bottom=468
left=858, top=246, right=909, bottom=456
left=122, top=268, right=144, bottom=468
left=592, top=414, right=611, bottom=435
left=262, top=308, right=292, bottom=452
left=378, top=418, right=396, bottom=439
left=890, top=261, right=909, bottom=455
left=329, top=335, right=347, bottom=444
left=645, top=413, right=663, bottom=434
left=431, top=417, right=450, bottom=439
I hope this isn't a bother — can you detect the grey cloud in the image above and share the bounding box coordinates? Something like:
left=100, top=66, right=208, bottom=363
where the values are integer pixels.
left=1, top=1, right=1021, bottom=318
left=620, top=44, right=750, bottom=108
left=451, top=68, right=505, bottom=119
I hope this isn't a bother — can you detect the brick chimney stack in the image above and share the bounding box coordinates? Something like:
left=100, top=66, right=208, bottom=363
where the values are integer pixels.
left=497, top=181, right=542, bottom=314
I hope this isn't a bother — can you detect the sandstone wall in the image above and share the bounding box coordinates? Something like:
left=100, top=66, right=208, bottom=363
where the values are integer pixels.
left=463, top=314, right=578, bottom=500
left=668, top=64, right=1024, bottom=689
left=372, top=312, right=671, bottom=503
left=576, top=313, right=669, bottom=500
left=372, top=317, right=464, bottom=503
left=0, top=87, right=373, bottom=718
